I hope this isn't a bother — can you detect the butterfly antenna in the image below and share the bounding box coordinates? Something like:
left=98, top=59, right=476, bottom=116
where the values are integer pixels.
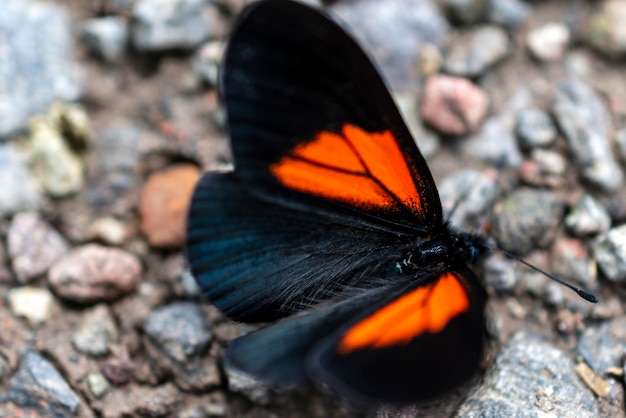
left=488, top=245, right=598, bottom=303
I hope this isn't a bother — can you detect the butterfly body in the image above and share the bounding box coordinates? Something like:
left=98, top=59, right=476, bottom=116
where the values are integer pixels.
left=187, top=0, right=488, bottom=405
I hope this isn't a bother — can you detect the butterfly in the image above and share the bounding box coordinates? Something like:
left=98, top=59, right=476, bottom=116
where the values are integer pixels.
left=185, top=0, right=594, bottom=405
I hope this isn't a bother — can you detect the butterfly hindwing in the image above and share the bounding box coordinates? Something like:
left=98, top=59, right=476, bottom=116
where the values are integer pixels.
left=186, top=171, right=408, bottom=322
left=221, top=0, right=442, bottom=232
left=307, top=269, right=486, bottom=404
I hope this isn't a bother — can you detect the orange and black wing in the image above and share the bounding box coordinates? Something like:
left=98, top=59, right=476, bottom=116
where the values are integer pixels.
left=187, top=0, right=443, bottom=322
left=308, top=268, right=485, bottom=404
left=221, top=0, right=442, bottom=232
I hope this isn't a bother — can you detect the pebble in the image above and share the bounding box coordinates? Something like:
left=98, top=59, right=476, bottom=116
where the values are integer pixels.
left=482, top=254, right=517, bottom=293
left=131, top=0, right=222, bottom=51
left=72, top=304, right=119, bottom=357
left=415, top=43, right=443, bottom=77
left=0, top=0, right=82, bottom=138
left=139, top=164, right=201, bottom=248
left=331, top=0, right=449, bottom=92
left=87, top=371, right=111, bottom=399
left=0, top=144, right=42, bottom=217
left=144, top=302, right=211, bottom=364
left=420, top=75, right=489, bottom=136
left=87, top=121, right=141, bottom=208
left=48, top=244, right=142, bottom=304
left=193, top=41, right=223, bottom=86
left=592, top=225, right=626, bottom=283
left=552, top=79, right=623, bottom=193
left=82, top=16, right=129, bottom=63
left=456, top=332, right=599, bottom=417
left=29, top=113, right=85, bottom=197
left=444, top=25, right=510, bottom=77
left=224, top=366, right=272, bottom=406
left=460, top=115, right=522, bottom=167
left=490, top=188, right=563, bottom=255
left=87, top=217, right=129, bottom=245
left=550, top=238, right=598, bottom=291
left=7, top=212, right=69, bottom=283
left=7, top=286, right=58, bottom=326
left=577, top=318, right=626, bottom=375
left=438, top=169, right=498, bottom=230
left=101, top=383, right=179, bottom=418
left=585, top=0, right=626, bottom=59
left=519, top=149, right=567, bottom=188
left=5, top=351, right=80, bottom=416
left=526, top=23, right=571, bottom=62
left=515, top=108, right=557, bottom=149
left=486, top=0, right=530, bottom=29
left=444, top=0, right=488, bottom=25
left=565, top=195, right=611, bottom=237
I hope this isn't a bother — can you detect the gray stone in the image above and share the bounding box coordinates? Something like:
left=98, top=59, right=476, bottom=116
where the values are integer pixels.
left=578, top=318, right=626, bottom=374
left=456, top=332, right=599, bottom=417
left=490, top=188, right=563, bottom=255
left=144, top=302, right=211, bottom=363
left=7, top=212, right=69, bottom=283
left=444, top=25, right=510, bottom=78
left=552, top=79, right=623, bottom=193
left=515, top=108, right=557, bottom=149
left=486, top=0, right=530, bottom=29
left=0, top=0, right=82, bottom=138
left=331, top=0, right=449, bottom=92
left=132, top=0, right=221, bottom=51
left=193, top=40, right=223, bottom=86
left=5, top=351, right=80, bottom=416
left=461, top=115, right=523, bottom=168
left=565, top=195, right=611, bottom=237
left=72, top=304, right=119, bottom=356
left=527, top=23, right=571, bottom=62
left=585, top=0, right=626, bottom=59
left=550, top=238, right=598, bottom=292
left=0, top=145, right=42, bottom=217
left=82, top=16, right=129, bottom=63
left=520, top=149, right=567, bottom=188
left=592, top=225, right=626, bottom=282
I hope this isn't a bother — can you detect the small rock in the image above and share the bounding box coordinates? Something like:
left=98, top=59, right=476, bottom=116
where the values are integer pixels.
left=29, top=113, right=85, bottom=197
left=7, top=287, right=58, bottom=326
left=585, top=0, right=626, bottom=59
left=193, top=41, right=223, bottom=86
left=0, top=0, right=82, bottom=138
left=139, top=164, right=201, bottom=248
left=515, top=108, right=557, bottom=149
left=460, top=114, right=522, bottom=167
left=444, top=25, right=510, bottom=77
left=224, top=365, right=272, bottom=406
left=5, top=351, right=80, bottom=417
left=438, top=169, right=498, bottom=230
left=486, top=0, right=530, bottom=29
left=482, top=254, right=517, bottom=293
left=456, top=332, right=599, bottom=417
left=87, top=371, right=110, bottom=399
left=101, top=383, right=179, bottom=418
left=490, top=188, right=563, bottom=255
left=519, top=149, right=567, bottom=188
left=444, top=0, right=488, bottom=25
left=331, top=0, right=449, bottom=92
left=550, top=238, right=598, bottom=291
left=565, top=195, right=611, bottom=237
left=72, top=304, right=119, bottom=357
left=100, top=353, right=132, bottom=386
left=0, top=144, right=42, bottom=217
left=132, top=0, right=222, bottom=51
left=552, top=79, right=623, bottom=193
left=144, top=302, right=211, bottom=364
left=87, top=217, right=129, bottom=245
left=592, top=225, right=626, bottom=282
left=181, top=269, right=201, bottom=297
left=82, top=17, right=129, bottom=63
left=527, top=23, right=571, bottom=62
left=49, top=244, right=142, bottom=303
left=420, top=75, right=489, bottom=136
left=416, top=43, right=443, bottom=77
left=577, top=318, right=626, bottom=375
left=7, top=212, right=69, bottom=283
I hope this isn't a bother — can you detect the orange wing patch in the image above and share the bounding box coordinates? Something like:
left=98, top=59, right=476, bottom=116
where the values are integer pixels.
left=270, top=124, right=422, bottom=212
left=338, top=272, right=470, bottom=353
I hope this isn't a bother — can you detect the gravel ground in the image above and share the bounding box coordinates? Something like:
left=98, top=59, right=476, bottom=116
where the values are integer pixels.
left=1, top=0, right=626, bottom=417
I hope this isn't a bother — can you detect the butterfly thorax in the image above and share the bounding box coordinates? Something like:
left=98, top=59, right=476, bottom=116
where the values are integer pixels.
left=400, top=226, right=488, bottom=274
